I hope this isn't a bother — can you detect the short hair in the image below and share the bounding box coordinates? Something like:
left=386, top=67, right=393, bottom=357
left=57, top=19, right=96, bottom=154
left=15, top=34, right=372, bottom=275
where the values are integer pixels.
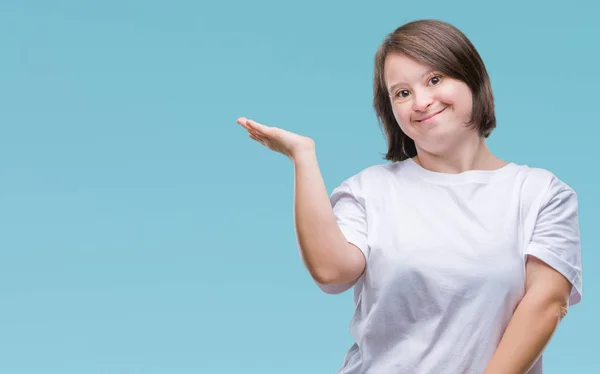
left=373, top=19, right=496, bottom=162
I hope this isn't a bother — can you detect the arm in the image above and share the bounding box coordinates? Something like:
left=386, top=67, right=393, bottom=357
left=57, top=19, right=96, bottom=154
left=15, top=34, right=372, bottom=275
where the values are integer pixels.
left=236, top=117, right=366, bottom=285
left=293, top=151, right=366, bottom=285
left=483, top=256, right=573, bottom=374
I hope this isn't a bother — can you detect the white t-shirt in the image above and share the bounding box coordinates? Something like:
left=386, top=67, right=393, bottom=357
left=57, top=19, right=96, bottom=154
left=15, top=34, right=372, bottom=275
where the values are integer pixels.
left=318, top=158, right=582, bottom=374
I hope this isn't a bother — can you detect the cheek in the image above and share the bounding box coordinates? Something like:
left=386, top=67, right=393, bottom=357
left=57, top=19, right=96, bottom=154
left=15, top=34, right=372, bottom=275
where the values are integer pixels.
left=435, top=89, right=471, bottom=124
left=447, top=84, right=473, bottom=116
left=456, top=96, right=473, bottom=121
left=392, top=106, right=412, bottom=129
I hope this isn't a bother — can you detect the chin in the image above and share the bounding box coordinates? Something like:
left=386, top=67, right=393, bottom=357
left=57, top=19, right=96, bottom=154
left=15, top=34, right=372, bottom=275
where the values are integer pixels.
left=418, top=130, right=477, bottom=155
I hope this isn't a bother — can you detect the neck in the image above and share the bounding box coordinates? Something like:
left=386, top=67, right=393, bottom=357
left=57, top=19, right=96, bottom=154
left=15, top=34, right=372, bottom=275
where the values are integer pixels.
left=413, top=136, right=506, bottom=174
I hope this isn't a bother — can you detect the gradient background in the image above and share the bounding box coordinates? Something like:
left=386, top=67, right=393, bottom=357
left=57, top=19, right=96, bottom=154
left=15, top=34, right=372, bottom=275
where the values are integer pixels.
left=1, top=1, right=598, bottom=373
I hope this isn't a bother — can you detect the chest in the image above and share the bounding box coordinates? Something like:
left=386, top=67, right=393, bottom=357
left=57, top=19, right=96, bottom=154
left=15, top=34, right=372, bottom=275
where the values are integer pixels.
left=363, top=181, right=527, bottom=298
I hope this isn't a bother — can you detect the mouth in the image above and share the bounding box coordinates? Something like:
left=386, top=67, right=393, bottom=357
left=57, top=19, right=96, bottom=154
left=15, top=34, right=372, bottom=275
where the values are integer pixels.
left=416, top=107, right=447, bottom=124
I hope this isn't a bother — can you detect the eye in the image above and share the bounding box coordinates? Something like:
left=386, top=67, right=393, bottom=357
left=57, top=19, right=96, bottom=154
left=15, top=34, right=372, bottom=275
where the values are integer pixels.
left=428, top=75, right=442, bottom=86
left=396, top=89, right=411, bottom=99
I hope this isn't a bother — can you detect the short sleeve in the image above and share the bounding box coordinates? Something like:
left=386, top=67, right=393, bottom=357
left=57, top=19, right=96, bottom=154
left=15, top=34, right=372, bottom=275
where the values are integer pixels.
left=525, top=179, right=582, bottom=305
left=330, top=180, right=370, bottom=258
left=310, top=179, right=370, bottom=294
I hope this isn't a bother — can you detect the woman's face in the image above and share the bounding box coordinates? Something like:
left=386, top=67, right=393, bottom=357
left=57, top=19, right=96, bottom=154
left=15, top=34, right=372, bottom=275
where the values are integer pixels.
left=384, top=53, right=476, bottom=155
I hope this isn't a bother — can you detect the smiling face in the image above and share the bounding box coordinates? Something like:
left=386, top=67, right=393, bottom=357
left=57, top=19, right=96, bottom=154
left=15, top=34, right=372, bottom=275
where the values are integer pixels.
left=384, top=53, right=478, bottom=156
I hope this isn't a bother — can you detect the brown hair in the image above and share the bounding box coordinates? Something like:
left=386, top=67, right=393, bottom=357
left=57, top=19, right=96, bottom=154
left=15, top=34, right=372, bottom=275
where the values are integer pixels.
left=373, top=19, right=496, bottom=162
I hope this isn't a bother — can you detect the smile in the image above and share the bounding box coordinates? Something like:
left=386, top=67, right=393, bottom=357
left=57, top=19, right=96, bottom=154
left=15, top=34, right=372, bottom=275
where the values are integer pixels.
left=417, top=107, right=446, bottom=124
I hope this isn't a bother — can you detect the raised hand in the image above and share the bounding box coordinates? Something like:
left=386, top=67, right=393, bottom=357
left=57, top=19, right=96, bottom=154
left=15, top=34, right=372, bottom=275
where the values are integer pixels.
left=236, top=117, right=316, bottom=160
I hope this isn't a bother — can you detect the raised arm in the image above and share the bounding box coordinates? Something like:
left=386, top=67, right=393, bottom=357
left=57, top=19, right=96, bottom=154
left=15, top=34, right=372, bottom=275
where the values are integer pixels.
left=236, top=117, right=366, bottom=285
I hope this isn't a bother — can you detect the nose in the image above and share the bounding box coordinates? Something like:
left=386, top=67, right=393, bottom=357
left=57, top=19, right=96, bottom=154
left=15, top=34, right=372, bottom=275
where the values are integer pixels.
left=412, top=90, right=434, bottom=112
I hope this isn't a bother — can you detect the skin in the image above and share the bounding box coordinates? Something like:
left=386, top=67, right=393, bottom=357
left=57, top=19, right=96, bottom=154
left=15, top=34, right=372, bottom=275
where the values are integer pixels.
left=237, top=52, right=573, bottom=373
left=236, top=118, right=366, bottom=286
left=484, top=256, right=572, bottom=373
left=384, top=52, right=506, bottom=174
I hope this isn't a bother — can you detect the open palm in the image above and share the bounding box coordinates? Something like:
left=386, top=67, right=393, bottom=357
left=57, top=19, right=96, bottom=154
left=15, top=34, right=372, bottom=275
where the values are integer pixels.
left=236, top=117, right=315, bottom=159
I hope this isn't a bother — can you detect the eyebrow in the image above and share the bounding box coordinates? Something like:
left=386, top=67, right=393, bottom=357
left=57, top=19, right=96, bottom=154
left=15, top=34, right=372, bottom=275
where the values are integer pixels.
left=388, top=69, right=435, bottom=94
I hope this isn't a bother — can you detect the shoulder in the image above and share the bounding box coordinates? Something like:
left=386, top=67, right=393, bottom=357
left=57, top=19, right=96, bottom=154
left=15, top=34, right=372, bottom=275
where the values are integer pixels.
left=332, top=161, right=410, bottom=202
left=511, top=164, right=578, bottom=218
left=337, top=160, right=411, bottom=192
left=330, top=160, right=417, bottom=208
left=515, top=164, right=577, bottom=198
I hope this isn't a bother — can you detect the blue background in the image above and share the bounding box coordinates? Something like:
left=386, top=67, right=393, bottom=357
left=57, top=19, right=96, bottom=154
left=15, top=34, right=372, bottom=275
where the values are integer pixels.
left=1, top=1, right=597, bottom=373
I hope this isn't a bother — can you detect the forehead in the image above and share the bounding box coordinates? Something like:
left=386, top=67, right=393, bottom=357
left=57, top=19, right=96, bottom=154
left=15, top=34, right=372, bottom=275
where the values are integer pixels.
left=384, top=53, right=434, bottom=86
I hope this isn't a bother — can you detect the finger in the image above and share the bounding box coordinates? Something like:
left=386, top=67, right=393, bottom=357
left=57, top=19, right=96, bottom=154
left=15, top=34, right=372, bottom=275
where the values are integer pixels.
left=249, top=132, right=266, bottom=146
left=238, top=118, right=269, bottom=137
left=248, top=129, right=264, bottom=140
left=246, top=119, right=271, bottom=135
left=236, top=117, right=252, bottom=131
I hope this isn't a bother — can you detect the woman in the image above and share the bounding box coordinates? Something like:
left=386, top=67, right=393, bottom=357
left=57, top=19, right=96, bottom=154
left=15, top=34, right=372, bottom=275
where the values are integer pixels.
left=236, top=20, right=582, bottom=374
